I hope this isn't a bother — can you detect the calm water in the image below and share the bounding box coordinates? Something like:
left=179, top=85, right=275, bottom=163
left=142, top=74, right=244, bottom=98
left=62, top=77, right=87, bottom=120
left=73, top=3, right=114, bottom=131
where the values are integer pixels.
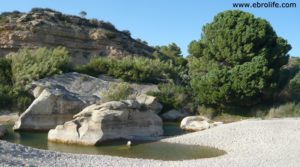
left=2, top=123, right=225, bottom=161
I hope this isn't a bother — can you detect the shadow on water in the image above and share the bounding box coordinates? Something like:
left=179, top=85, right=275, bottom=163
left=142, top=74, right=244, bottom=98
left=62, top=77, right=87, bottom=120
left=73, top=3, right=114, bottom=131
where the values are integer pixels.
left=2, top=123, right=226, bottom=161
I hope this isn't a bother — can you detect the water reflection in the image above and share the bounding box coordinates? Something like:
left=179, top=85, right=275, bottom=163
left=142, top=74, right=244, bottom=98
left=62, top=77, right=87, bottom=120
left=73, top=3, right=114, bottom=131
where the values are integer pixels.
left=3, top=124, right=225, bottom=160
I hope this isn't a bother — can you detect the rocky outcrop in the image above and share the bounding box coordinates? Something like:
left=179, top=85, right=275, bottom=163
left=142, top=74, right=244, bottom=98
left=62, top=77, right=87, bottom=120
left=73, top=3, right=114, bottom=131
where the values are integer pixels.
left=48, top=100, right=163, bottom=145
left=0, top=125, right=6, bottom=139
left=160, top=109, right=190, bottom=121
left=13, top=72, right=158, bottom=131
left=136, top=94, right=162, bottom=114
left=0, top=9, right=155, bottom=64
left=180, top=116, right=223, bottom=131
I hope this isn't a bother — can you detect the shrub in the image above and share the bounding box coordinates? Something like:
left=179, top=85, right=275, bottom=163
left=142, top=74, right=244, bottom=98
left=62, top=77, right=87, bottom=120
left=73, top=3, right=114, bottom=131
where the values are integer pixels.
left=101, top=83, right=134, bottom=102
left=10, top=47, right=70, bottom=87
left=266, top=102, right=300, bottom=118
left=104, top=31, right=116, bottom=39
left=0, top=58, right=12, bottom=85
left=76, top=56, right=184, bottom=84
left=197, top=105, right=218, bottom=119
left=148, top=83, right=195, bottom=113
left=0, top=58, right=13, bottom=109
left=0, top=58, right=33, bottom=110
left=0, top=85, right=13, bottom=108
left=122, top=30, right=131, bottom=36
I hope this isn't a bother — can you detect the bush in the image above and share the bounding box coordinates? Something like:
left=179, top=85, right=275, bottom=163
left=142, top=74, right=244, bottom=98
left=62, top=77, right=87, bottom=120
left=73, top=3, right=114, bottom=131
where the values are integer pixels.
left=76, top=56, right=184, bottom=84
left=148, top=83, right=195, bottom=113
left=0, top=58, right=34, bottom=110
left=101, top=83, right=134, bottom=102
left=11, top=47, right=70, bottom=87
left=0, top=58, right=13, bottom=109
left=104, top=31, right=116, bottom=39
left=0, top=47, right=69, bottom=111
left=0, top=58, right=12, bottom=85
left=122, top=30, right=131, bottom=36
left=266, top=102, right=300, bottom=118
left=197, top=105, right=218, bottom=119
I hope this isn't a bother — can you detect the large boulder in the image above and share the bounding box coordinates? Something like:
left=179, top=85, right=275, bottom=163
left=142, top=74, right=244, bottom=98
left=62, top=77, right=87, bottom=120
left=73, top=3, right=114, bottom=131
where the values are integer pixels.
left=180, top=116, right=223, bottom=131
left=48, top=100, right=163, bottom=145
left=14, top=72, right=158, bottom=131
left=136, top=94, right=162, bottom=114
left=13, top=88, right=90, bottom=131
left=0, top=125, right=6, bottom=139
left=160, top=109, right=190, bottom=121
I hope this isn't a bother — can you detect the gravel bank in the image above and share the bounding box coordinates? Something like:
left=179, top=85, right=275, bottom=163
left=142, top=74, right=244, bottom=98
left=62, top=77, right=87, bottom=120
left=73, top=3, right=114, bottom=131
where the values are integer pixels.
left=1, top=118, right=300, bottom=167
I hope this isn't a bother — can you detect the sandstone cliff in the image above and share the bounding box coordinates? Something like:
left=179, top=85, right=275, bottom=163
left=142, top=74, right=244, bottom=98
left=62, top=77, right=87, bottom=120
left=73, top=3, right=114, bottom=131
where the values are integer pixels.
left=0, top=8, right=155, bottom=64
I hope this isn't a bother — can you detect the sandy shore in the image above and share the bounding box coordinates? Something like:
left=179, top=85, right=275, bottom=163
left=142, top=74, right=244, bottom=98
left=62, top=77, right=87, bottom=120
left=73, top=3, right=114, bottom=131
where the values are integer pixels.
left=1, top=118, right=300, bottom=167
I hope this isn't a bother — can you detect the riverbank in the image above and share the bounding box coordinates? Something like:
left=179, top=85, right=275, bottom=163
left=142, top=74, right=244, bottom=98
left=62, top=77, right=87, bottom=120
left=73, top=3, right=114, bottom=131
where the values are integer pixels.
left=1, top=118, right=300, bottom=167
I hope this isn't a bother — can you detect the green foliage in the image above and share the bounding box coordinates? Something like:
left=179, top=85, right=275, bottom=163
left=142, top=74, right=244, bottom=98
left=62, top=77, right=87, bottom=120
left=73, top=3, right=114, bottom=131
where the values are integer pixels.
left=122, top=30, right=131, bottom=36
left=0, top=58, right=33, bottom=110
left=0, top=58, right=13, bottom=109
left=101, top=83, right=134, bottom=102
left=188, top=10, right=291, bottom=106
left=197, top=105, right=218, bottom=119
left=11, top=47, right=70, bottom=87
left=0, top=58, right=12, bottom=85
left=266, top=102, right=300, bottom=118
left=0, top=47, right=69, bottom=111
left=105, top=31, right=116, bottom=39
left=79, top=11, right=87, bottom=18
left=153, top=43, right=188, bottom=67
left=148, top=83, right=195, bottom=113
left=76, top=56, right=184, bottom=84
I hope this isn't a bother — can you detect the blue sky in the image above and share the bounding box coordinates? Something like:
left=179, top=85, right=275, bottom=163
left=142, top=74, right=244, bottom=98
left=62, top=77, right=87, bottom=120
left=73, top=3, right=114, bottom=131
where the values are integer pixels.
left=1, top=0, right=299, bottom=56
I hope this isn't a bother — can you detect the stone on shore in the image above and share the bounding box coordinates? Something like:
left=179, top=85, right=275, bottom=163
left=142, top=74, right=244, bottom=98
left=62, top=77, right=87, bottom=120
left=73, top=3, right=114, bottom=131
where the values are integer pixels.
left=48, top=100, right=163, bottom=145
left=180, top=116, right=223, bottom=131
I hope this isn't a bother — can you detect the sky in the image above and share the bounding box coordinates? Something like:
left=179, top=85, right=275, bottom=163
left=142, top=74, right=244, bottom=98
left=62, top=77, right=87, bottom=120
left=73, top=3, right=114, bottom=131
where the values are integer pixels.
left=0, top=0, right=299, bottom=57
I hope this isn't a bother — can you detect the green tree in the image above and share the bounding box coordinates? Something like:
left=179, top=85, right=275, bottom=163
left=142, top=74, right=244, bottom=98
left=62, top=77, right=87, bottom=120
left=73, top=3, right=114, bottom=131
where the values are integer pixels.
left=188, top=10, right=291, bottom=106
left=156, top=43, right=182, bottom=58
left=79, top=11, right=87, bottom=18
left=153, top=43, right=188, bottom=67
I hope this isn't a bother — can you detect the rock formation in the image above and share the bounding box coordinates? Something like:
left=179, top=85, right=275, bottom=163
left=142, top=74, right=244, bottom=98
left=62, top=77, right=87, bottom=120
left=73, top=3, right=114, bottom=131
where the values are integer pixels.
left=48, top=100, right=163, bottom=145
left=180, top=116, right=223, bottom=131
left=135, top=94, right=163, bottom=114
left=13, top=72, right=158, bottom=131
left=0, top=9, right=155, bottom=64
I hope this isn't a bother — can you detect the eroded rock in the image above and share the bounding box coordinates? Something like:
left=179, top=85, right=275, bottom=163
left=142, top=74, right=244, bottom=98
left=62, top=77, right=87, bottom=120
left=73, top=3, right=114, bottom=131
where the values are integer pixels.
left=136, top=94, right=162, bottom=114
left=180, top=116, right=223, bottom=131
left=48, top=100, right=163, bottom=145
left=14, top=72, right=158, bottom=131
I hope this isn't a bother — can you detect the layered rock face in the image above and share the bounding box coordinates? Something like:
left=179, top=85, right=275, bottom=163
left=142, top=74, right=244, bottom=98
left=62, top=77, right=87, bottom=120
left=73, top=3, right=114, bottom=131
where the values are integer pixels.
left=48, top=100, right=163, bottom=145
left=0, top=9, right=154, bottom=64
left=13, top=72, right=158, bottom=131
